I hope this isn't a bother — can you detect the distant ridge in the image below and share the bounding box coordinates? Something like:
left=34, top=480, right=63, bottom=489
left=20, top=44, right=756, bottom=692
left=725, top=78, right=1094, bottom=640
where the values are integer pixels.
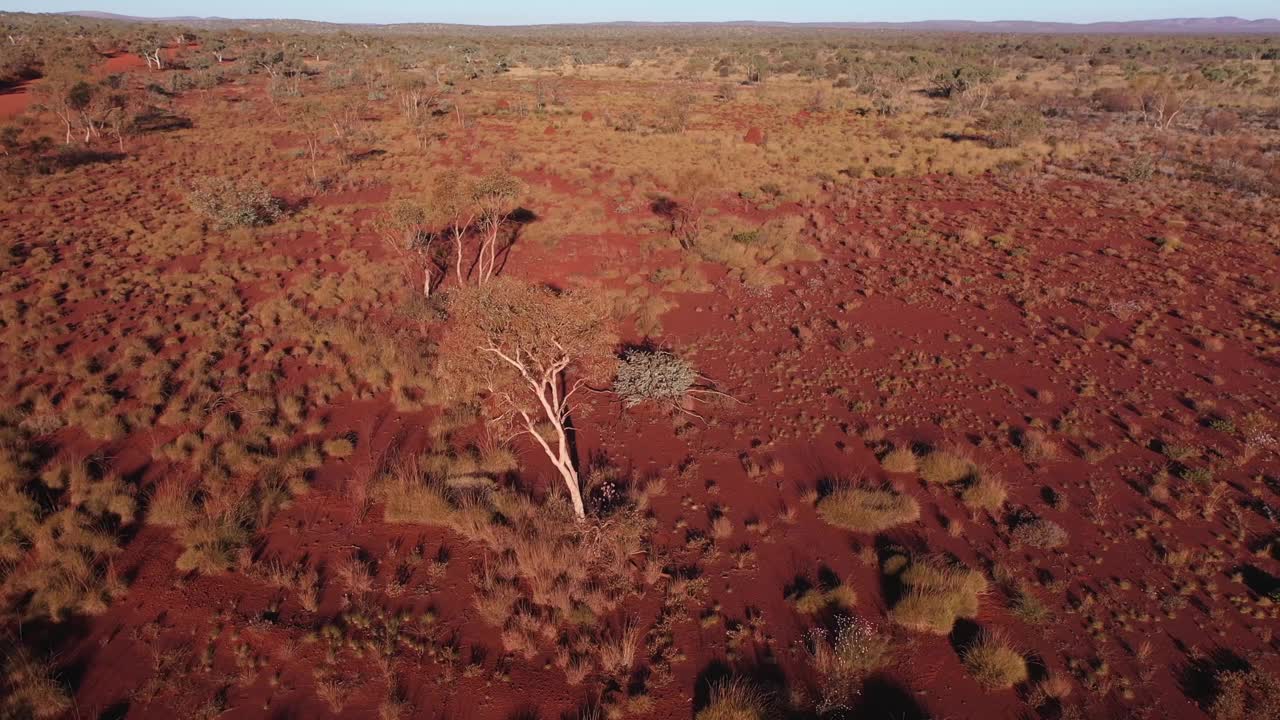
left=50, top=11, right=1280, bottom=35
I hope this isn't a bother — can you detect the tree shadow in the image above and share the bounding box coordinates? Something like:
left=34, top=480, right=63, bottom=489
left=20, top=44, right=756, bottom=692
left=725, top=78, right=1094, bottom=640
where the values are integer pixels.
left=97, top=701, right=131, bottom=720
left=1237, top=564, right=1280, bottom=598
left=492, top=207, right=538, bottom=279
left=693, top=658, right=790, bottom=717
left=46, top=148, right=125, bottom=171
left=848, top=676, right=931, bottom=720
left=132, top=110, right=193, bottom=133
left=1179, top=648, right=1247, bottom=710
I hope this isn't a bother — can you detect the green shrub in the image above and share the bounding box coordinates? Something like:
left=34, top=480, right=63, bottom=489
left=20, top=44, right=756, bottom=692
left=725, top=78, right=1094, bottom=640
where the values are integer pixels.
left=978, top=108, right=1045, bottom=148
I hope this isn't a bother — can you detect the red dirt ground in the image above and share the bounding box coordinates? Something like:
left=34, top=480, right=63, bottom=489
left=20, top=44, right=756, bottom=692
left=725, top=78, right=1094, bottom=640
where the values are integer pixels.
left=3, top=60, right=1279, bottom=720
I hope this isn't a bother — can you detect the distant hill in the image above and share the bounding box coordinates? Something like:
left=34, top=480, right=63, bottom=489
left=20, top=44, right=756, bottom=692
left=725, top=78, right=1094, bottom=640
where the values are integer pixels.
left=53, top=11, right=1280, bottom=35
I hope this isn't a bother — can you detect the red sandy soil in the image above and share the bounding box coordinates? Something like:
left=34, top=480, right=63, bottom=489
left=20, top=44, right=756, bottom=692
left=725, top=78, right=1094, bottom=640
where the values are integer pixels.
left=0, top=47, right=188, bottom=119
left=4, top=67, right=1279, bottom=720
left=0, top=80, right=34, bottom=119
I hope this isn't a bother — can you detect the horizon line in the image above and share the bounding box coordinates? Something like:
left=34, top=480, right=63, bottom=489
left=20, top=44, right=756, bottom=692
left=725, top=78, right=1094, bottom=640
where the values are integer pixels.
left=37, top=11, right=1280, bottom=27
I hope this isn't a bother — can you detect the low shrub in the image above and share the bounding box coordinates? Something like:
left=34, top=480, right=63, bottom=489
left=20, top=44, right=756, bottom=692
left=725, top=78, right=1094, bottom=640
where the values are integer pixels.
left=1202, top=109, right=1241, bottom=135
left=807, top=615, right=893, bottom=711
left=189, top=177, right=283, bottom=229
left=1093, top=86, right=1140, bottom=112
left=1012, top=517, right=1069, bottom=549
left=978, top=108, right=1045, bottom=148
left=613, top=350, right=698, bottom=408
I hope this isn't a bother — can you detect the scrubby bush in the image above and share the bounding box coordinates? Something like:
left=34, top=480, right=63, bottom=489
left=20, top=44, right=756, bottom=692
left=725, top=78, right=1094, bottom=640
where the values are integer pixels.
left=930, top=65, right=996, bottom=98
left=807, top=615, right=893, bottom=711
left=1202, top=109, right=1241, bottom=135
left=188, top=177, right=283, bottom=229
left=613, top=350, right=698, bottom=408
left=1093, top=86, right=1140, bottom=112
left=1012, top=516, right=1069, bottom=549
left=1211, top=666, right=1280, bottom=720
left=978, top=108, right=1045, bottom=148
left=817, top=486, right=919, bottom=532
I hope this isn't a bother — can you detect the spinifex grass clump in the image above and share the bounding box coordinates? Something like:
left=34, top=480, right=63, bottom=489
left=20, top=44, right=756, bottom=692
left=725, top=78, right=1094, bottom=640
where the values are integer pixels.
left=885, top=552, right=987, bottom=634
left=817, top=486, right=919, bottom=532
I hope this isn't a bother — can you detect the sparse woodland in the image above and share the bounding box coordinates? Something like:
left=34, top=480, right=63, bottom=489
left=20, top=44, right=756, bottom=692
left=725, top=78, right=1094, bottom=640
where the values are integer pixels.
left=0, top=9, right=1279, bottom=720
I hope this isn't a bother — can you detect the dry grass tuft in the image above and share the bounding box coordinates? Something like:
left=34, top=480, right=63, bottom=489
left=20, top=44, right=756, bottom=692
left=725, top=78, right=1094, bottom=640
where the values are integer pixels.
left=1, top=416, right=134, bottom=620
left=961, top=472, right=1008, bottom=513
left=377, top=448, right=653, bottom=681
left=1, top=647, right=71, bottom=719
left=917, top=448, right=976, bottom=484
left=817, top=486, right=920, bottom=533
left=1211, top=666, right=1280, bottom=720
left=886, top=553, right=987, bottom=634
left=793, top=584, right=857, bottom=614
left=962, top=631, right=1028, bottom=690
left=695, top=678, right=775, bottom=720
left=879, top=447, right=917, bottom=473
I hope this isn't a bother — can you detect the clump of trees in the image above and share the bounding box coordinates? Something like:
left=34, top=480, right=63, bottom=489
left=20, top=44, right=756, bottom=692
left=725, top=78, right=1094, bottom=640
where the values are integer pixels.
left=33, top=72, right=137, bottom=147
left=375, top=169, right=525, bottom=298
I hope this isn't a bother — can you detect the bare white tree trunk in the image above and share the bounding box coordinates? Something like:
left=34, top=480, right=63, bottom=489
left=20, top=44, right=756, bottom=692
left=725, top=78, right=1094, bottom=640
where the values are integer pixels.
left=485, top=349, right=585, bottom=519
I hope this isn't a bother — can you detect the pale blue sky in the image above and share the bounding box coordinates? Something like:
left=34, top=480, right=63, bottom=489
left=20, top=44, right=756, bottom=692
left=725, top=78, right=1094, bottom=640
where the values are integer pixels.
left=7, top=0, right=1277, bottom=25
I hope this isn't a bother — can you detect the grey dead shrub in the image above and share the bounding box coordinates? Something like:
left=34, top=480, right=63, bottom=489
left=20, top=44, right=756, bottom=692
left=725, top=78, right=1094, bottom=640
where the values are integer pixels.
left=613, top=350, right=698, bottom=408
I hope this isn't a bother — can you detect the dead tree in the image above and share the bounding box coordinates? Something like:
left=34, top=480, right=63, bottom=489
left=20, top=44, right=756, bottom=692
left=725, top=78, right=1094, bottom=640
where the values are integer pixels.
left=1138, top=81, right=1190, bottom=131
